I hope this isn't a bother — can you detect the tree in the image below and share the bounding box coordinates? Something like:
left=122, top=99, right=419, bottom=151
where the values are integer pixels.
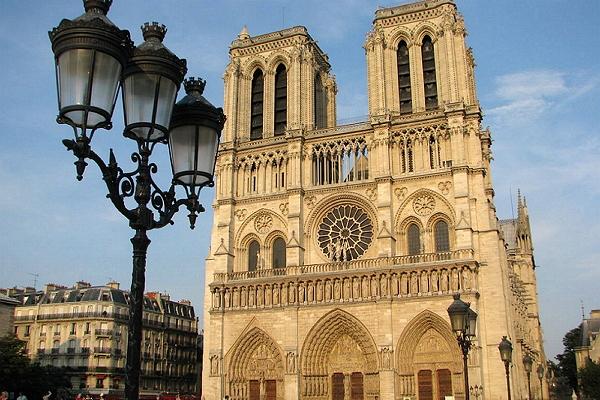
left=579, top=359, right=600, bottom=400
left=555, top=324, right=582, bottom=396
left=0, top=335, right=72, bottom=400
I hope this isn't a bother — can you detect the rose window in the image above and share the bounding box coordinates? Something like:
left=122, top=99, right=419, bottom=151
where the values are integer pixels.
left=317, top=205, right=373, bottom=262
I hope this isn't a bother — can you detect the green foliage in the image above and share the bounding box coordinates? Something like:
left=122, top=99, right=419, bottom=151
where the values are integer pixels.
left=0, top=335, right=72, bottom=400
left=556, top=324, right=582, bottom=396
left=579, top=359, right=600, bottom=399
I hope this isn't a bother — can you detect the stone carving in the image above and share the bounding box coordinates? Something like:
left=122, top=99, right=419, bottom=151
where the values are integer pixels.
left=438, top=181, right=452, bottom=195
left=413, top=194, right=436, bottom=216
left=209, top=354, right=219, bottom=376
left=279, top=202, right=289, bottom=216
left=394, top=187, right=408, bottom=200
left=212, top=265, right=478, bottom=311
left=286, top=351, right=297, bottom=373
left=366, top=187, right=377, bottom=201
left=234, top=208, right=247, bottom=221
left=305, top=195, right=317, bottom=209
left=254, top=213, right=273, bottom=233
left=318, top=204, right=373, bottom=262
left=380, top=347, right=392, bottom=369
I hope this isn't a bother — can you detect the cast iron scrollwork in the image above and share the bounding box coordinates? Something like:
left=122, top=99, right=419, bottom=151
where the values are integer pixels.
left=62, top=135, right=203, bottom=230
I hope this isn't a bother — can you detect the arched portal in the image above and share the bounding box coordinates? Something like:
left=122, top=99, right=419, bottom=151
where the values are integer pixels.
left=226, top=327, right=285, bottom=400
left=395, top=310, right=464, bottom=400
left=301, top=309, right=379, bottom=400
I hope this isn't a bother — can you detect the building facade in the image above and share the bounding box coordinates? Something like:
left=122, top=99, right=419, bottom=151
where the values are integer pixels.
left=202, top=1, right=546, bottom=400
left=575, top=309, right=600, bottom=370
left=8, top=281, right=199, bottom=397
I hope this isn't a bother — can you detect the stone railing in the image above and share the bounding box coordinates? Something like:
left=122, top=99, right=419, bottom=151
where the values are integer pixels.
left=209, top=251, right=477, bottom=311
left=214, top=249, right=474, bottom=282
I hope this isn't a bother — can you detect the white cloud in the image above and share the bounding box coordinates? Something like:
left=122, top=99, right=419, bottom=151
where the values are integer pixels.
left=486, top=69, right=599, bottom=123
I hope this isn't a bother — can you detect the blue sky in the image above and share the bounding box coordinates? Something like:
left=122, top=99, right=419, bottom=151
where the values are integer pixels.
left=0, top=0, right=598, bottom=359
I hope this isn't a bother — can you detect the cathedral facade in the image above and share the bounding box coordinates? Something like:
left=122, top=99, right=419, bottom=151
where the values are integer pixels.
left=202, top=1, right=546, bottom=400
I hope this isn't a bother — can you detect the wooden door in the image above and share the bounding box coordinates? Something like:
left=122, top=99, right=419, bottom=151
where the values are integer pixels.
left=249, top=380, right=260, bottom=400
left=265, top=380, right=277, bottom=400
left=436, top=369, right=452, bottom=400
left=332, top=373, right=345, bottom=400
left=351, top=372, right=364, bottom=400
left=418, top=370, right=433, bottom=400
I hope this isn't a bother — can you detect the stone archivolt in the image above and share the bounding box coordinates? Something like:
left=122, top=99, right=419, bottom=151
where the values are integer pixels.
left=301, top=309, right=379, bottom=399
left=226, top=326, right=285, bottom=400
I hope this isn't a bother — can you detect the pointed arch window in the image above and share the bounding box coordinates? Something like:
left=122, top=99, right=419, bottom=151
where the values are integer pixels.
left=434, top=220, right=450, bottom=252
left=272, top=237, right=286, bottom=269
left=248, top=240, right=260, bottom=271
left=397, top=40, right=412, bottom=114
left=250, top=69, right=264, bottom=140
left=314, top=73, right=326, bottom=129
left=274, top=64, right=287, bottom=135
left=407, top=223, right=421, bottom=255
left=421, top=36, right=438, bottom=110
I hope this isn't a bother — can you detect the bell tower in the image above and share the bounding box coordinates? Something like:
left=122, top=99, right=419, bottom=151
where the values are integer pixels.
left=365, top=0, right=478, bottom=117
left=222, top=26, right=337, bottom=144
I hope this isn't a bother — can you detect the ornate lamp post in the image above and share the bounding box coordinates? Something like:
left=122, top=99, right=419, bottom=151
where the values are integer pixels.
left=447, top=293, right=477, bottom=400
left=498, top=336, right=513, bottom=400
left=49, top=2, right=225, bottom=400
left=537, top=363, right=545, bottom=400
left=523, top=354, right=533, bottom=400
left=469, top=385, right=483, bottom=400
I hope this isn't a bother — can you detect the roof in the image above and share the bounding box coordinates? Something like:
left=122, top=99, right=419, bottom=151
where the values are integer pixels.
left=0, top=293, right=20, bottom=305
left=581, top=312, right=600, bottom=347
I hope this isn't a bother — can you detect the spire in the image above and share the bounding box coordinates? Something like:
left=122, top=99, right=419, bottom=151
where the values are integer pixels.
left=238, top=25, right=250, bottom=40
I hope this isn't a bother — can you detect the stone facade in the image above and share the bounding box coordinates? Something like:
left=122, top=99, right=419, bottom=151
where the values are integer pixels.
left=575, top=309, right=600, bottom=369
left=202, top=1, right=546, bottom=400
left=7, top=282, right=199, bottom=397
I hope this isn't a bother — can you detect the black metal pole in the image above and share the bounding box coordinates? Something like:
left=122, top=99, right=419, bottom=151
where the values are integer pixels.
left=526, top=372, right=532, bottom=400
left=539, top=377, right=543, bottom=400
left=504, top=361, right=512, bottom=400
left=463, top=345, right=470, bottom=400
left=125, top=229, right=150, bottom=400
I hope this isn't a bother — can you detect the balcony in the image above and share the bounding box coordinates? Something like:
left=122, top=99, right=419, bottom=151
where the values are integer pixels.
left=80, top=347, right=90, bottom=354
left=95, top=329, right=113, bottom=337
left=210, top=249, right=478, bottom=312
left=37, top=348, right=45, bottom=355
left=53, top=331, right=61, bottom=336
left=94, top=347, right=111, bottom=355
left=214, top=249, right=475, bottom=282
left=51, top=348, right=59, bottom=354
left=67, top=347, right=75, bottom=354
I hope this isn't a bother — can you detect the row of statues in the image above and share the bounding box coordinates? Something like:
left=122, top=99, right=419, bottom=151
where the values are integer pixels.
left=212, top=265, right=476, bottom=309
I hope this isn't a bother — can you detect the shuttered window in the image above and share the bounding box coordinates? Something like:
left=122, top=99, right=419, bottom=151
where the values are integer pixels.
left=397, top=40, right=412, bottom=114
left=421, top=36, right=438, bottom=110
left=251, top=70, right=264, bottom=139
left=274, top=64, right=287, bottom=135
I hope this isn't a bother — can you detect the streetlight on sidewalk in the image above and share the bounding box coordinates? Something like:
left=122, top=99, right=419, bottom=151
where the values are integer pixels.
left=49, top=2, right=225, bottom=399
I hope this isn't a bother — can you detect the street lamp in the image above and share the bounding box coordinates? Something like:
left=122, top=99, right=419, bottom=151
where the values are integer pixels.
left=498, top=336, right=513, bottom=400
left=447, top=293, right=477, bottom=400
left=523, top=354, right=533, bottom=400
left=537, top=363, right=545, bottom=400
left=49, top=2, right=225, bottom=400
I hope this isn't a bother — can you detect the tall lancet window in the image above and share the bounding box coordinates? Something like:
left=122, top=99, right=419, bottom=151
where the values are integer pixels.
left=314, top=73, right=326, bottom=129
left=407, top=223, right=421, bottom=255
left=421, top=36, right=438, bottom=110
left=397, top=40, right=412, bottom=114
left=274, top=64, right=287, bottom=135
left=251, top=69, right=264, bottom=140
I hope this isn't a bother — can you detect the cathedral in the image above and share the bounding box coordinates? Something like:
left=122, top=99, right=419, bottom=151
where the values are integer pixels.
left=201, top=1, right=546, bottom=399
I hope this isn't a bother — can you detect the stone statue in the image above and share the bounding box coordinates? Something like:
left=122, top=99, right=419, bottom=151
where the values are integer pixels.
left=431, top=270, right=439, bottom=292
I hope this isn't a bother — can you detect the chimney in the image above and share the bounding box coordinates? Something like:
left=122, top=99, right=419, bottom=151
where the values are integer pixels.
left=44, top=283, right=57, bottom=293
left=75, top=281, right=91, bottom=289
left=106, top=281, right=120, bottom=290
